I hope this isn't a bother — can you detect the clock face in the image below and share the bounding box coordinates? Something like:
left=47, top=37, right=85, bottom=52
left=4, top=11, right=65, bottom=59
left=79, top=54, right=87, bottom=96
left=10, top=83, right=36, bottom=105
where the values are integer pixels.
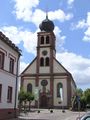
left=42, top=50, right=47, bottom=56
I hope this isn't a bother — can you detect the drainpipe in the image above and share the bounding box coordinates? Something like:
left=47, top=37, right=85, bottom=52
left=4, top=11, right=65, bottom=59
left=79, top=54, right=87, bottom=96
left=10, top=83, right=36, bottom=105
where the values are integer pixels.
left=14, top=54, right=20, bottom=118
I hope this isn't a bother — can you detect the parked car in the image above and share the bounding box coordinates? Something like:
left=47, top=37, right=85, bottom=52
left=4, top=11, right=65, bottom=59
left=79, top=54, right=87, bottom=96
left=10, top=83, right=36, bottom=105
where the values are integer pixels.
left=77, top=112, right=90, bottom=120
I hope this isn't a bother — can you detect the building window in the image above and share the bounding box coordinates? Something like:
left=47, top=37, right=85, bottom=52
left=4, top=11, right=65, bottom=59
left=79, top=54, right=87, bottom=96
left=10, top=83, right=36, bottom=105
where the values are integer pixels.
left=27, top=83, right=32, bottom=93
left=40, top=57, right=44, bottom=66
left=7, top=86, right=12, bottom=103
left=40, top=36, right=44, bottom=44
left=45, top=57, right=49, bottom=66
left=0, top=51, right=4, bottom=69
left=9, top=57, right=14, bottom=73
left=57, top=83, right=63, bottom=98
left=46, top=36, right=49, bottom=44
left=0, top=84, right=2, bottom=102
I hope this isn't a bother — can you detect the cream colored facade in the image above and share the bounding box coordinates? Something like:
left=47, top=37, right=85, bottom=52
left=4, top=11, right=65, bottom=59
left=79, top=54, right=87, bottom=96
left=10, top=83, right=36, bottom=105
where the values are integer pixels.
left=21, top=58, right=76, bottom=108
left=0, top=32, right=21, bottom=119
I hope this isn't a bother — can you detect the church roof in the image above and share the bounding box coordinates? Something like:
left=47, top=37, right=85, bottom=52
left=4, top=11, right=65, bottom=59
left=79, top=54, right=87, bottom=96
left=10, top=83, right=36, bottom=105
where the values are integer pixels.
left=39, top=14, right=54, bottom=32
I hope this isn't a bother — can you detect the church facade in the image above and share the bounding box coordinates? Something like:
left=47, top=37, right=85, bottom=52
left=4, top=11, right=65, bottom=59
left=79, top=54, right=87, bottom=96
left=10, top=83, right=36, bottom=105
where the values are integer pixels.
left=21, top=15, right=76, bottom=108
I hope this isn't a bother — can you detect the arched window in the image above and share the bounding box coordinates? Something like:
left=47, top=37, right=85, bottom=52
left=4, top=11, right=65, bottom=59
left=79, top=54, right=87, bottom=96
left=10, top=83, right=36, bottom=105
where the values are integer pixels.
left=27, top=83, right=32, bottom=93
left=46, top=36, right=49, bottom=44
left=45, top=57, right=49, bottom=66
left=57, top=83, right=63, bottom=98
left=40, top=57, right=44, bottom=66
left=40, top=36, right=44, bottom=44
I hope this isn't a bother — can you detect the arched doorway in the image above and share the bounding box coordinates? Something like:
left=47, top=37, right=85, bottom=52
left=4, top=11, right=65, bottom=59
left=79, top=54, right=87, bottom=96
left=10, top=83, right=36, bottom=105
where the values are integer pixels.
left=40, top=94, right=47, bottom=108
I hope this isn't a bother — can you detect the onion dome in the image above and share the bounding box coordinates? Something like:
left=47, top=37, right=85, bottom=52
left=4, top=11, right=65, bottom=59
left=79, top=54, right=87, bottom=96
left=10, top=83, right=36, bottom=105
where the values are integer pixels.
left=39, top=14, right=54, bottom=32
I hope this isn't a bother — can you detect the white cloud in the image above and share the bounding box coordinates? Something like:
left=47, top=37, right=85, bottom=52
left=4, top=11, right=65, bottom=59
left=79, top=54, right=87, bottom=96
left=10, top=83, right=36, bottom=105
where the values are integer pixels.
left=54, top=26, right=66, bottom=52
left=71, top=12, right=90, bottom=42
left=13, top=0, right=39, bottom=21
left=67, top=0, right=75, bottom=8
left=0, top=26, right=22, bottom=44
left=56, top=52, right=90, bottom=87
left=31, top=9, right=46, bottom=27
left=71, top=19, right=87, bottom=30
left=83, top=12, right=90, bottom=42
left=49, top=10, right=73, bottom=22
left=83, top=27, right=90, bottom=41
left=67, top=0, right=74, bottom=5
left=0, top=26, right=38, bottom=54
left=13, top=0, right=73, bottom=26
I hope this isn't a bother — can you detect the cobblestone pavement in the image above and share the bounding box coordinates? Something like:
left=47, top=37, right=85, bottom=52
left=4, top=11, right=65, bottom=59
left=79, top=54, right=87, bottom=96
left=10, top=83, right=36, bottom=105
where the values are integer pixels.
left=9, top=109, right=85, bottom=120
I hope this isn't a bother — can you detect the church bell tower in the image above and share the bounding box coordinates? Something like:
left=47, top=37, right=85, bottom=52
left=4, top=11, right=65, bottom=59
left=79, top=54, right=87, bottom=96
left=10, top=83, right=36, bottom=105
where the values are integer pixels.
left=36, top=15, right=56, bottom=107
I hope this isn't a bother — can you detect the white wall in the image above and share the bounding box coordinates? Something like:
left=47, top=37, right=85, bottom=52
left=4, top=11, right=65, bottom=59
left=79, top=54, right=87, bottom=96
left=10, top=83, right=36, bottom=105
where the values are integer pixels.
left=0, top=39, right=20, bottom=109
left=0, top=40, right=19, bottom=74
left=0, top=70, right=16, bottom=108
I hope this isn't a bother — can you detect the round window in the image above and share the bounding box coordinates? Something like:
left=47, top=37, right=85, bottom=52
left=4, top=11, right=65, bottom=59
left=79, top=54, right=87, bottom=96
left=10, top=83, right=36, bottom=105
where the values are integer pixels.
left=41, top=80, right=48, bottom=86
left=42, top=50, right=47, bottom=56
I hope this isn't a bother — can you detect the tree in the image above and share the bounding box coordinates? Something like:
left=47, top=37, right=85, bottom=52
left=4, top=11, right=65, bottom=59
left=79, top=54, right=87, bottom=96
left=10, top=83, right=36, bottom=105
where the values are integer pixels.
left=18, top=88, right=27, bottom=112
left=26, top=92, right=34, bottom=111
left=76, top=88, right=83, bottom=97
left=71, top=88, right=86, bottom=111
left=84, top=88, right=90, bottom=105
left=18, top=88, right=35, bottom=112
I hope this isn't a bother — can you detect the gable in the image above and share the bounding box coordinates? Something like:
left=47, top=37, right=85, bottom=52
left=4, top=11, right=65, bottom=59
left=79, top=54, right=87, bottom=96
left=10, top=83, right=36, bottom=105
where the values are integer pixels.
left=21, top=57, right=37, bottom=75
left=53, top=58, right=68, bottom=73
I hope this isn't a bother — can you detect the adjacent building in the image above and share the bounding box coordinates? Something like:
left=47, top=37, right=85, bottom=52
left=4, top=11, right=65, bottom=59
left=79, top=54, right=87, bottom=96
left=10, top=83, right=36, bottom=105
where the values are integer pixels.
left=21, top=15, right=76, bottom=108
left=0, top=32, right=21, bottom=119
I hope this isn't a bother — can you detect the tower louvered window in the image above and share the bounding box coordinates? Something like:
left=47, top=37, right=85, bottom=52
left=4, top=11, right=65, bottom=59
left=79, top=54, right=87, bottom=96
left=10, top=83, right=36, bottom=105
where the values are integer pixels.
left=40, top=36, right=44, bottom=44
left=45, top=57, right=49, bottom=66
left=46, top=36, right=49, bottom=44
left=40, top=57, right=44, bottom=66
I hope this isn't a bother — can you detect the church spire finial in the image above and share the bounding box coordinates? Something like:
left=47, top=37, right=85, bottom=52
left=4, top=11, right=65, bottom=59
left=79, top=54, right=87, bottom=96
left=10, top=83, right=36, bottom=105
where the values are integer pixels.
left=45, top=4, right=48, bottom=20
left=46, top=12, right=48, bottom=19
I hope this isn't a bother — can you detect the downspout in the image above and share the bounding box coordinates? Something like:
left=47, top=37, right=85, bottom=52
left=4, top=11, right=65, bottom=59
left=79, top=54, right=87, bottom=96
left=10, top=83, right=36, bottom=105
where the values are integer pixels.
left=14, top=54, right=20, bottom=118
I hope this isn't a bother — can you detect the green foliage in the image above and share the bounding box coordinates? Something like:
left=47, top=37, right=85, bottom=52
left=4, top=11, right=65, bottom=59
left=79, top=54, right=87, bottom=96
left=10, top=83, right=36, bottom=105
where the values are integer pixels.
left=76, top=88, right=83, bottom=97
left=71, top=88, right=90, bottom=111
left=84, top=88, right=90, bottom=105
left=18, top=87, right=35, bottom=111
left=18, top=88, right=27, bottom=103
left=26, top=92, right=34, bottom=101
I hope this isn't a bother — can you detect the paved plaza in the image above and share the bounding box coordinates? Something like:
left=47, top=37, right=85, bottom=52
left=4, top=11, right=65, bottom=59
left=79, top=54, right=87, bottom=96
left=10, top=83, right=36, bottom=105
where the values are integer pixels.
left=10, top=109, right=85, bottom=120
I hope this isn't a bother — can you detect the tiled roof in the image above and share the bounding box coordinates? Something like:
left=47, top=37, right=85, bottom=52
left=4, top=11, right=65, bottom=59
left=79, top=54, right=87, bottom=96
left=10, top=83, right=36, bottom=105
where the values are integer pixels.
left=0, top=31, right=21, bottom=55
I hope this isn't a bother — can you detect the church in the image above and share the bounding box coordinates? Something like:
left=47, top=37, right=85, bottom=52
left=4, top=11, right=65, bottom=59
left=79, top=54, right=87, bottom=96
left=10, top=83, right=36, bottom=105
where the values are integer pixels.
left=21, top=15, right=76, bottom=108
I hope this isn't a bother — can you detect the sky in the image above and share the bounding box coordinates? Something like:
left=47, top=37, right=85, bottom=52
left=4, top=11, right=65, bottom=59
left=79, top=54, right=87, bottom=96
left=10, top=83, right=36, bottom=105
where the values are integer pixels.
left=0, top=0, right=90, bottom=91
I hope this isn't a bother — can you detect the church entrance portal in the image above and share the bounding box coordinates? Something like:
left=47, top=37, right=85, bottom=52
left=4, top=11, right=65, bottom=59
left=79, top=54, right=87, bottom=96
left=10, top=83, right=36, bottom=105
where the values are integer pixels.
left=40, top=94, right=47, bottom=108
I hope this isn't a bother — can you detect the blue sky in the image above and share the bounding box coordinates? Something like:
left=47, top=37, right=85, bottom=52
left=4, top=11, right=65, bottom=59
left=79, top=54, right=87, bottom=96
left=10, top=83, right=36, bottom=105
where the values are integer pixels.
left=0, top=0, right=90, bottom=90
